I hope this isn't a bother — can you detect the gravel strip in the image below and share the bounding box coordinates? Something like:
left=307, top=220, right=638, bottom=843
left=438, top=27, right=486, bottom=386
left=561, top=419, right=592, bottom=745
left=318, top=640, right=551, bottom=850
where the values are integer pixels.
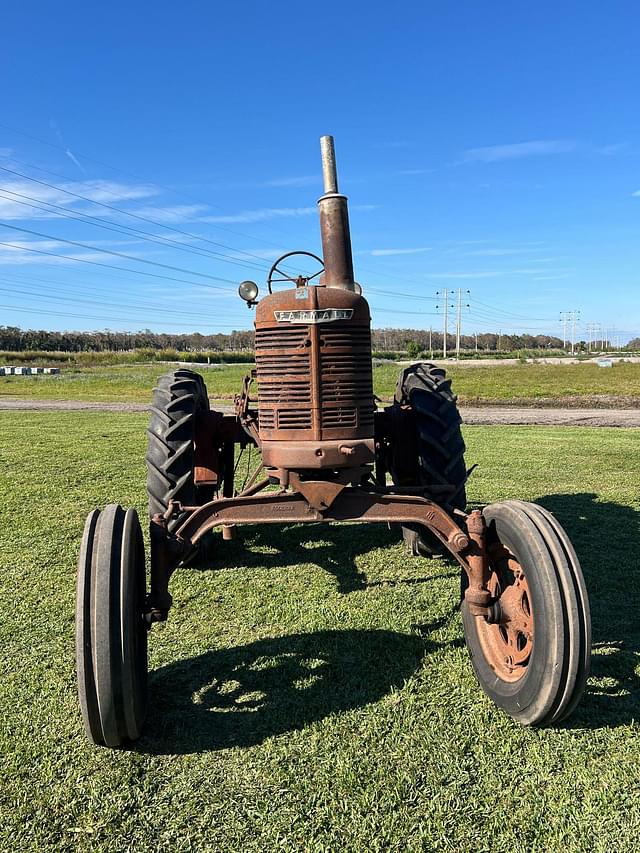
left=1, top=398, right=640, bottom=427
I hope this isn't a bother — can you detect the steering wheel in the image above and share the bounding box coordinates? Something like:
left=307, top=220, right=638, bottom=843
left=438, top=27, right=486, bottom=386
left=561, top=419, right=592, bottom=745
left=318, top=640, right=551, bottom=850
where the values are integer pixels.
left=267, top=251, right=325, bottom=294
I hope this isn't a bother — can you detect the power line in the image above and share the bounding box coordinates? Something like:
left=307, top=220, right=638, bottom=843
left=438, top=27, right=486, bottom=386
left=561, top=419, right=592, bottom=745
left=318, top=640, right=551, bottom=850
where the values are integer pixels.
left=0, top=238, right=239, bottom=291
left=0, top=187, right=276, bottom=276
left=0, top=122, right=309, bottom=250
left=474, top=300, right=559, bottom=323
left=0, top=281, right=238, bottom=323
left=0, top=142, right=469, bottom=295
left=0, top=222, right=238, bottom=289
left=0, top=163, right=285, bottom=271
left=0, top=302, right=249, bottom=330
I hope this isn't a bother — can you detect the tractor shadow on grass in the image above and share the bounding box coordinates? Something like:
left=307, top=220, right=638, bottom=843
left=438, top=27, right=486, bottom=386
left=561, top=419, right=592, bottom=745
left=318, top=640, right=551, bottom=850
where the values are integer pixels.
left=138, top=626, right=450, bottom=756
left=190, top=522, right=457, bottom=594
left=537, top=492, right=640, bottom=729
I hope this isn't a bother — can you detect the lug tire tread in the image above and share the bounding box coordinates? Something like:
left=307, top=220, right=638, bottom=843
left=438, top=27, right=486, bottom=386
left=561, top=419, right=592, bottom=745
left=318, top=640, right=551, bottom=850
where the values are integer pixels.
left=145, top=369, right=209, bottom=533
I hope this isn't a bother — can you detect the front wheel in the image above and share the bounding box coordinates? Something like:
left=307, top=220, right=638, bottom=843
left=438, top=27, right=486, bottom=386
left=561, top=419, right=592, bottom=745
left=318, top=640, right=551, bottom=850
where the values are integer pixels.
left=76, top=504, right=148, bottom=746
left=462, top=500, right=590, bottom=726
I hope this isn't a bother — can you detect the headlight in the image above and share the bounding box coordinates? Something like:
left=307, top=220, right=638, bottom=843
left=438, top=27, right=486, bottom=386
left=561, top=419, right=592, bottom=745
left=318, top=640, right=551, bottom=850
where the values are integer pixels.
left=238, top=280, right=259, bottom=304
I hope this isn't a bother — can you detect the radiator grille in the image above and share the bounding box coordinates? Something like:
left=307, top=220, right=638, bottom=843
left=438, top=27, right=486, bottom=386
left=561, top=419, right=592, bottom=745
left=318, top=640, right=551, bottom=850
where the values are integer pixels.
left=255, top=322, right=374, bottom=437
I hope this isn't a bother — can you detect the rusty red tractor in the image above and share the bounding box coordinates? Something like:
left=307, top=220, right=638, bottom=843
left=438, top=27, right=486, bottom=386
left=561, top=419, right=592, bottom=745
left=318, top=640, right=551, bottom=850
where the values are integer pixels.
left=76, top=137, right=591, bottom=746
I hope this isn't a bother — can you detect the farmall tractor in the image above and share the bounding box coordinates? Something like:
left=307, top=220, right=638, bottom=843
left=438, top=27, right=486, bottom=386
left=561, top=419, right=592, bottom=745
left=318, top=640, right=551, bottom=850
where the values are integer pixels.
left=76, top=137, right=591, bottom=747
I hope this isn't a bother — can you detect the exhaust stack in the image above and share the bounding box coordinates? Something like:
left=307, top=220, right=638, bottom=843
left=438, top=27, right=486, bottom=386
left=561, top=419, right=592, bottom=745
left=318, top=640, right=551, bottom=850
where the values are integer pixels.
left=318, top=136, right=356, bottom=291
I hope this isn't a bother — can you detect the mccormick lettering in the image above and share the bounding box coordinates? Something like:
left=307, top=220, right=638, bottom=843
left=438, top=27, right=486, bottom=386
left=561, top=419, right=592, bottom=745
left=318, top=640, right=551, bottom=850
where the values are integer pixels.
left=274, top=309, right=354, bottom=324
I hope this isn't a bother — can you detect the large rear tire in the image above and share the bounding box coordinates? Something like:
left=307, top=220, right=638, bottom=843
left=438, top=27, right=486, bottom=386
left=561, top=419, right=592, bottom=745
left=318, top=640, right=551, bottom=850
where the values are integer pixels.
left=461, top=500, right=590, bottom=726
left=146, top=369, right=209, bottom=533
left=76, top=504, right=148, bottom=746
left=392, top=362, right=467, bottom=555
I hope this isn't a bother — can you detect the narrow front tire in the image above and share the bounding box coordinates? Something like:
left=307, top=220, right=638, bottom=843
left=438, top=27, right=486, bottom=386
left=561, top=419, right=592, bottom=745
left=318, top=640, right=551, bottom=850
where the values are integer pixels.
left=76, top=504, right=148, bottom=746
left=461, top=500, right=590, bottom=726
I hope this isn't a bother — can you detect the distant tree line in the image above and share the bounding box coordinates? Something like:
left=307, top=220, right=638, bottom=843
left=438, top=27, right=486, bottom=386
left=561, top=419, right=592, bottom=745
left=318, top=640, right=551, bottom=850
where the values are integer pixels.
left=371, top=328, right=565, bottom=352
left=0, top=326, right=254, bottom=353
left=2, top=324, right=624, bottom=355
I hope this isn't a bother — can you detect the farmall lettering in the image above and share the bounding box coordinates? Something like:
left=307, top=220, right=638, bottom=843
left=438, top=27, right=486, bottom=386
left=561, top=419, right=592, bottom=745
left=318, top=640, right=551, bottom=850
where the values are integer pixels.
left=274, top=309, right=354, bottom=324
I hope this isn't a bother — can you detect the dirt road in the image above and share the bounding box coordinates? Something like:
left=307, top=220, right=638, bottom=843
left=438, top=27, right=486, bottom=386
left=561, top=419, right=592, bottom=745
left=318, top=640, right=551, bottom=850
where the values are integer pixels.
left=2, top=398, right=639, bottom=427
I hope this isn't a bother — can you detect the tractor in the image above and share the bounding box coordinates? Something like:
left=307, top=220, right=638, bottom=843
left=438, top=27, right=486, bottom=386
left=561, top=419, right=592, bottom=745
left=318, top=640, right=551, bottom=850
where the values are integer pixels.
left=76, top=137, right=590, bottom=747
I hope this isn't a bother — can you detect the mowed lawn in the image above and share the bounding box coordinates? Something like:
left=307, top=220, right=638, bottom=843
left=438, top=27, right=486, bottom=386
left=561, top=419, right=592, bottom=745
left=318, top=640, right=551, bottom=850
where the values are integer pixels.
left=1, top=413, right=640, bottom=851
left=2, top=360, right=640, bottom=405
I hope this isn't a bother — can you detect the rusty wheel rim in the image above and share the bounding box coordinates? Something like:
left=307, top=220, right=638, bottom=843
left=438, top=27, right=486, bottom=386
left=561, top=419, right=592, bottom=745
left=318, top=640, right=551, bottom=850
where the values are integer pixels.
left=475, top=542, right=534, bottom=683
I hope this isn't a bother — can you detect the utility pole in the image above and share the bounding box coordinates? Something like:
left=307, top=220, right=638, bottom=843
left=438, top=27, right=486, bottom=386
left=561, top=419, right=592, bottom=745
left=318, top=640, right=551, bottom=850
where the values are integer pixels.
left=561, top=310, right=580, bottom=355
left=595, top=323, right=602, bottom=351
left=454, top=288, right=470, bottom=361
left=436, top=290, right=450, bottom=359
left=586, top=322, right=598, bottom=353
left=475, top=332, right=478, bottom=353
left=559, top=312, right=568, bottom=348
left=570, top=309, right=580, bottom=355
left=429, top=326, right=433, bottom=359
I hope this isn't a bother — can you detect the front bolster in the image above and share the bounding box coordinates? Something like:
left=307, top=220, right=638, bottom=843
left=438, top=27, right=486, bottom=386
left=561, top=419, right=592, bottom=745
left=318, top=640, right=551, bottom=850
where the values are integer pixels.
left=261, top=438, right=375, bottom=470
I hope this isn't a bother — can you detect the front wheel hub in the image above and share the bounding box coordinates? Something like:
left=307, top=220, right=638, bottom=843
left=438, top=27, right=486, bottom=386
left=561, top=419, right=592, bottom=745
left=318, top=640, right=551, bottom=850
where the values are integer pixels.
left=475, top=546, right=534, bottom=682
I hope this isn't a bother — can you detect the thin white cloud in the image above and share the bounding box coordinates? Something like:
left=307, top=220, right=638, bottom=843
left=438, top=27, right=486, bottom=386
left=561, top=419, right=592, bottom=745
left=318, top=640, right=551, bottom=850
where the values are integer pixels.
left=370, top=247, right=431, bottom=257
left=462, top=140, right=576, bottom=163
left=78, top=180, right=159, bottom=203
left=0, top=179, right=158, bottom=218
left=201, top=206, right=317, bottom=224
left=0, top=179, right=161, bottom=221
left=632, top=190, right=640, bottom=197
left=131, top=204, right=208, bottom=223
left=0, top=238, right=108, bottom=265
left=0, top=148, right=13, bottom=159
left=201, top=204, right=377, bottom=225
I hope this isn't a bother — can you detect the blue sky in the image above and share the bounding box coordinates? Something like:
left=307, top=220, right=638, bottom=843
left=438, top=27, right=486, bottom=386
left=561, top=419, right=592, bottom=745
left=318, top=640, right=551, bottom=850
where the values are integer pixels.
left=0, top=1, right=638, bottom=341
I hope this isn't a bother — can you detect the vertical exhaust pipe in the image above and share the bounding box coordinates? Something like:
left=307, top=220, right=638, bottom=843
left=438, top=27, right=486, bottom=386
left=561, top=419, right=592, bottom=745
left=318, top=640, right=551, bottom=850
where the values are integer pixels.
left=318, top=136, right=356, bottom=291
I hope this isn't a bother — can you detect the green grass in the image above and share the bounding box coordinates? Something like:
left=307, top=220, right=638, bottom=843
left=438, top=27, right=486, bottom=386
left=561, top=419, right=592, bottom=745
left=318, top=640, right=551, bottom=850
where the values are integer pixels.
left=1, top=413, right=639, bottom=850
left=2, top=360, right=640, bottom=406
left=0, top=363, right=252, bottom=403
left=373, top=361, right=640, bottom=405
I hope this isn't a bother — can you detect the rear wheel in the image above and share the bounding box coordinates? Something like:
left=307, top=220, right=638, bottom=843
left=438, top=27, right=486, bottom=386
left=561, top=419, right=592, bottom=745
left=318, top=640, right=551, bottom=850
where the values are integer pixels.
left=76, top=504, right=148, bottom=746
left=391, top=362, right=467, bottom=555
left=462, top=500, right=590, bottom=725
left=146, top=369, right=209, bottom=533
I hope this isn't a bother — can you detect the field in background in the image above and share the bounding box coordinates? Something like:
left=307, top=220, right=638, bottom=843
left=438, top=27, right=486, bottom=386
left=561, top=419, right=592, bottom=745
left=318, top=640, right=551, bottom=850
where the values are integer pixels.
left=1, top=360, right=640, bottom=406
left=1, top=412, right=639, bottom=850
